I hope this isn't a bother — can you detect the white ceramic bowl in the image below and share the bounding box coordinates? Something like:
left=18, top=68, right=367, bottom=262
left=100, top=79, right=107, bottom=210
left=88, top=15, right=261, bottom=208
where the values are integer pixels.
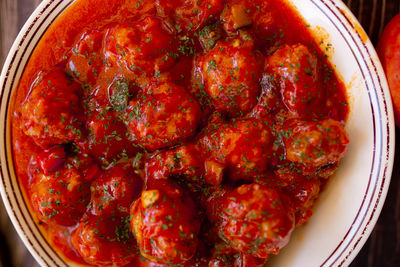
left=0, top=0, right=395, bottom=266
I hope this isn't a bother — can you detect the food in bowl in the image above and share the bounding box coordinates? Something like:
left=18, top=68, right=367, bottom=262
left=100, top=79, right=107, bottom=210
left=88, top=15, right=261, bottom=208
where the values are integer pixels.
left=11, top=0, right=350, bottom=266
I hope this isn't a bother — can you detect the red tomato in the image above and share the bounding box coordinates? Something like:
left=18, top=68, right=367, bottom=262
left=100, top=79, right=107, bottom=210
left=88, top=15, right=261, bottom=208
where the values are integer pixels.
left=377, top=14, right=400, bottom=126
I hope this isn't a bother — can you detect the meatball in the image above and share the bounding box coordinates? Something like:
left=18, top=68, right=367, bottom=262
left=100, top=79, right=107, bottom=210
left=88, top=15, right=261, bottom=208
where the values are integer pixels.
left=36, top=145, right=66, bottom=175
left=72, top=213, right=137, bottom=266
left=199, top=118, right=273, bottom=181
left=281, top=118, right=349, bottom=168
left=283, top=175, right=320, bottom=226
left=124, top=79, right=201, bottom=151
left=21, top=70, right=84, bottom=148
left=250, top=73, right=285, bottom=118
left=82, top=101, right=139, bottom=165
left=256, top=170, right=321, bottom=226
left=146, top=144, right=204, bottom=180
left=67, top=30, right=105, bottom=85
left=89, top=163, right=143, bottom=216
left=195, top=35, right=263, bottom=117
left=30, top=154, right=97, bottom=226
left=146, top=143, right=224, bottom=186
left=212, top=183, right=294, bottom=258
left=130, top=180, right=201, bottom=265
left=208, top=242, right=268, bottom=267
left=265, top=44, right=322, bottom=118
left=104, top=17, right=178, bottom=75
left=155, top=0, right=223, bottom=32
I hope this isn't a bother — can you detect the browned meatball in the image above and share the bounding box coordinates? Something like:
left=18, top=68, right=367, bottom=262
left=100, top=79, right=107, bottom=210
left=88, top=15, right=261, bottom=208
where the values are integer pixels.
left=30, top=154, right=97, bottom=226
left=124, top=79, right=201, bottom=151
left=155, top=0, right=223, bottom=32
left=221, top=3, right=253, bottom=32
left=199, top=118, right=273, bottom=181
left=67, top=30, right=105, bottom=86
left=146, top=144, right=204, bottom=181
left=81, top=98, right=139, bottom=165
left=281, top=118, right=349, bottom=168
left=256, top=170, right=321, bottom=226
left=21, top=70, right=84, bottom=148
left=89, top=163, right=143, bottom=216
left=282, top=175, right=321, bottom=226
left=211, top=183, right=294, bottom=258
left=208, top=242, right=268, bottom=267
left=36, top=145, right=67, bottom=175
left=195, top=35, right=263, bottom=117
left=72, top=213, right=137, bottom=266
left=104, top=17, right=178, bottom=76
left=146, top=143, right=225, bottom=186
left=249, top=73, right=285, bottom=118
left=265, top=44, right=323, bottom=118
left=130, top=180, right=201, bottom=265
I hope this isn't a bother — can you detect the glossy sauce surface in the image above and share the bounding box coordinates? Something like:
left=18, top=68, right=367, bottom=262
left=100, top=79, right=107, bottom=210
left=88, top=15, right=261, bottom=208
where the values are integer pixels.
left=12, top=0, right=349, bottom=266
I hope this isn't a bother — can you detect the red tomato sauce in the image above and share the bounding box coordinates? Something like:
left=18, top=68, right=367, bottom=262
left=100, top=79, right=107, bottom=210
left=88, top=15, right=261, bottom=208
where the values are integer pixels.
left=11, top=0, right=349, bottom=266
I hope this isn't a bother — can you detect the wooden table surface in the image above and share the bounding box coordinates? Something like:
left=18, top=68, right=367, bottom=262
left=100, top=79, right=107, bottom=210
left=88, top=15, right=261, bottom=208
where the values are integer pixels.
left=0, top=0, right=399, bottom=266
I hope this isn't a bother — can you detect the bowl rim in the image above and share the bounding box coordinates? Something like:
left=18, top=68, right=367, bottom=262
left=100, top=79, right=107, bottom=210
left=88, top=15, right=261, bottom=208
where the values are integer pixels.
left=295, top=0, right=395, bottom=265
left=0, top=0, right=395, bottom=266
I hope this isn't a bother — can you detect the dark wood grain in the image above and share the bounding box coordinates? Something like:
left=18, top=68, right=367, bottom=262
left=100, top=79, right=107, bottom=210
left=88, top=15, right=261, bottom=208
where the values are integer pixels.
left=0, top=1, right=399, bottom=267
left=0, top=1, right=42, bottom=266
left=345, top=0, right=400, bottom=44
left=342, top=2, right=400, bottom=266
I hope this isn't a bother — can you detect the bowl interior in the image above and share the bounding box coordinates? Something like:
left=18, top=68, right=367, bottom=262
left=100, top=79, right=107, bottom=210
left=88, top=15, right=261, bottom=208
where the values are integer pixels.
left=0, top=0, right=394, bottom=266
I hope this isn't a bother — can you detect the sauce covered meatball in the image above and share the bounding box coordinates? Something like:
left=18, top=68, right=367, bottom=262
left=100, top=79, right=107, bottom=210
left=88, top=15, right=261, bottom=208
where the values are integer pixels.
left=81, top=96, right=138, bottom=165
left=155, top=0, right=224, bottom=32
left=199, top=118, right=273, bottom=181
left=208, top=242, right=268, bottom=267
left=105, top=17, right=178, bottom=76
left=195, top=34, right=263, bottom=117
left=89, top=163, right=142, bottom=215
left=21, top=70, right=84, bottom=148
left=145, top=143, right=225, bottom=186
left=209, top=183, right=294, bottom=258
left=30, top=152, right=96, bottom=226
left=67, top=30, right=105, bottom=86
left=72, top=213, right=137, bottom=266
left=281, top=118, right=349, bottom=168
left=146, top=143, right=205, bottom=182
left=124, top=78, right=202, bottom=151
left=130, top=180, right=202, bottom=265
left=265, top=44, right=322, bottom=118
